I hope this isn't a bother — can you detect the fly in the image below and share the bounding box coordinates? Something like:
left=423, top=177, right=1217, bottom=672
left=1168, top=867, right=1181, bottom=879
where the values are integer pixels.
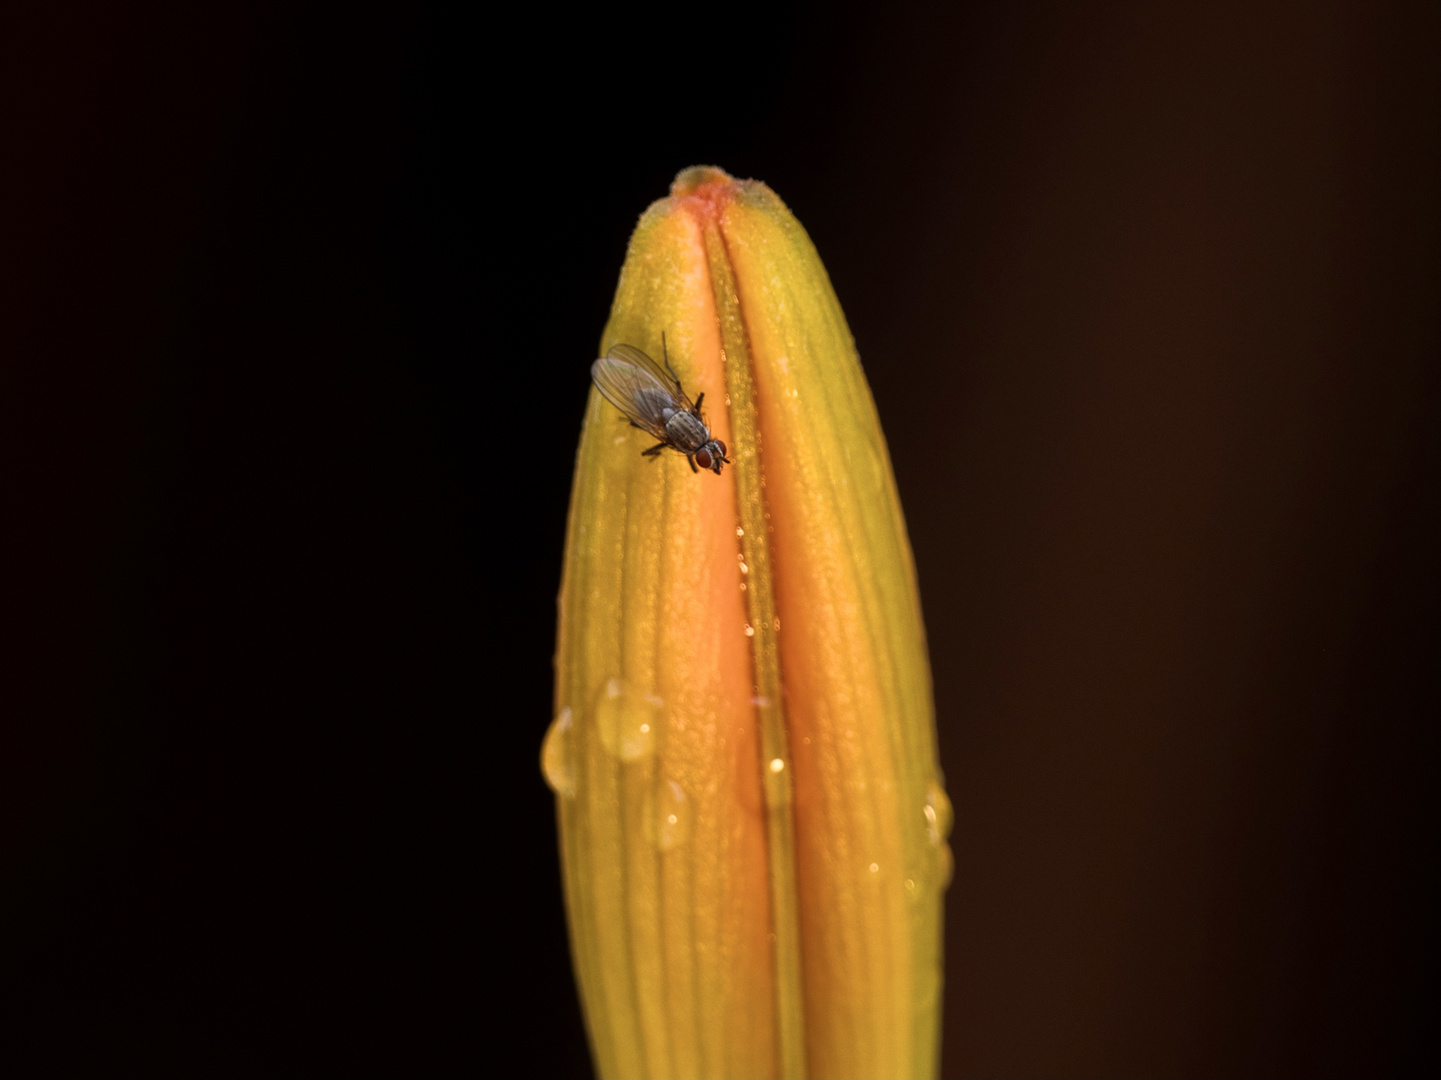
left=590, top=335, right=730, bottom=474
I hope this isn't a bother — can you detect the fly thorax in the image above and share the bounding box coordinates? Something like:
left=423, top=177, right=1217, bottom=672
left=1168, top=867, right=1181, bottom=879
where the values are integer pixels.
left=665, top=411, right=709, bottom=453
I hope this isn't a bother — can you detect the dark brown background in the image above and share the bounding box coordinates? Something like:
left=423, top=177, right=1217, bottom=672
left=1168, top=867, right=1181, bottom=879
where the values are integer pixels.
left=3, top=1, right=1437, bottom=1075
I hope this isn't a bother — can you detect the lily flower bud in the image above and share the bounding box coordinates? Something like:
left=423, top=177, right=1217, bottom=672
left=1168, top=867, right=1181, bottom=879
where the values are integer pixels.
left=542, top=166, right=949, bottom=1079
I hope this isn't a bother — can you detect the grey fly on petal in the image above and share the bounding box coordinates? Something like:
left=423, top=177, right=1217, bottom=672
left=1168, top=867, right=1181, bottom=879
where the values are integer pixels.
left=590, top=338, right=730, bottom=475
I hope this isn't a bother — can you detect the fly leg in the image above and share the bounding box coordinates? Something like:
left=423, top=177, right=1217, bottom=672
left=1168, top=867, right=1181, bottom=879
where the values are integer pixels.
left=641, top=442, right=668, bottom=459
left=687, top=455, right=698, bottom=473
left=661, top=332, right=686, bottom=393
left=692, top=391, right=704, bottom=415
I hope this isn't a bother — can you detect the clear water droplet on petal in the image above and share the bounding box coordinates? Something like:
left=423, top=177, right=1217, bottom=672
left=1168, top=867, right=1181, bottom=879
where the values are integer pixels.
left=924, top=779, right=954, bottom=847
left=540, top=707, right=576, bottom=798
left=643, top=778, right=691, bottom=851
left=594, top=678, right=659, bottom=762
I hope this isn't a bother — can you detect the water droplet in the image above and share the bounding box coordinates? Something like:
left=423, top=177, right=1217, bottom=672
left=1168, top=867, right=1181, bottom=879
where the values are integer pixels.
left=540, top=707, right=576, bottom=798
left=869, top=862, right=880, bottom=874
left=739, top=561, right=749, bottom=575
left=594, top=678, right=659, bottom=762
left=763, top=758, right=793, bottom=808
left=743, top=624, right=755, bottom=637
left=772, top=617, right=781, bottom=631
left=751, top=695, right=772, bottom=707
left=736, top=526, right=744, bottom=537
left=904, top=781, right=957, bottom=896
left=739, top=582, right=748, bottom=591
left=642, top=779, right=691, bottom=851
left=923, top=780, right=954, bottom=847
left=904, top=877, right=917, bottom=899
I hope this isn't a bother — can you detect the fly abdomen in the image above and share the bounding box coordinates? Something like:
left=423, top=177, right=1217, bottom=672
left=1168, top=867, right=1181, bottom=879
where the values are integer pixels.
left=665, top=410, right=710, bottom=453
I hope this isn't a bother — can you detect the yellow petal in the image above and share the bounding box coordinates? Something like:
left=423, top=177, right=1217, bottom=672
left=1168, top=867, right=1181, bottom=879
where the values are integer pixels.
left=545, top=166, right=947, bottom=1079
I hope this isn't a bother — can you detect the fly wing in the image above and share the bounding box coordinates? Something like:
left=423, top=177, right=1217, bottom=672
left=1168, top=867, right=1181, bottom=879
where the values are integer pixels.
left=605, top=343, right=683, bottom=393
left=590, top=351, right=680, bottom=436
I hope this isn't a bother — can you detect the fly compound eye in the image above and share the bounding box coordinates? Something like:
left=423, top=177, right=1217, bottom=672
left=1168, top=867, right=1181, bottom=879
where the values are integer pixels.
left=694, top=447, right=713, bottom=470
left=714, top=440, right=727, bottom=459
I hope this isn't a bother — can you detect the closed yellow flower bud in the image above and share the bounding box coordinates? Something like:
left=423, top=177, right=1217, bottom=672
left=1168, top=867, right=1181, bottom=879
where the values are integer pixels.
left=542, top=166, right=949, bottom=1079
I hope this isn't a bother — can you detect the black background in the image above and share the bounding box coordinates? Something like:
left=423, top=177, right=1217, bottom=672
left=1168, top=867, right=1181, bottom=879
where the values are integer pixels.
left=3, top=1, right=1437, bottom=1075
